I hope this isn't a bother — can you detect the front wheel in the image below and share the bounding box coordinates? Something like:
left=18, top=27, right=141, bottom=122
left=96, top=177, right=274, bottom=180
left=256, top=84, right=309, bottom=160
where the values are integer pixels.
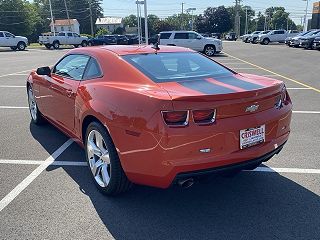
left=85, top=122, right=132, bottom=196
left=53, top=41, right=60, bottom=49
left=17, top=42, right=26, bottom=51
left=27, top=86, right=45, bottom=125
left=262, top=38, right=270, bottom=45
left=204, top=45, right=216, bottom=57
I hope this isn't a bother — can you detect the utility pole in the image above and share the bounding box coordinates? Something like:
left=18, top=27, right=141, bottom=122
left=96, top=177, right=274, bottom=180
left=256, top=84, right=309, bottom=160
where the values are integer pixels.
left=303, top=0, right=309, bottom=32
left=63, top=0, right=72, bottom=31
left=48, top=0, right=55, bottom=35
left=144, top=0, right=149, bottom=45
left=89, top=1, right=94, bottom=36
left=235, top=0, right=241, bottom=37
left=181, top=2, right=185, bottom=30
left=245, top=7, right=248, bottom=34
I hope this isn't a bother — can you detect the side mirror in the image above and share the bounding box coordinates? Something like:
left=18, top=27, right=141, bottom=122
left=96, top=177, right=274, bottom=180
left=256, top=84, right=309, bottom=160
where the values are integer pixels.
left=36, top=66, right=51, bottom=76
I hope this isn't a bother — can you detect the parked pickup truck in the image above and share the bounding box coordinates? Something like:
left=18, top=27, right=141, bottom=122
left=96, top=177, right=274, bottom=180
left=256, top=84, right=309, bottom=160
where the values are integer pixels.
left=0, top=31, right=28, bottom=51
left=257, top=30, right=299, bottom=45
left=39, top=31, right=88, bottom=49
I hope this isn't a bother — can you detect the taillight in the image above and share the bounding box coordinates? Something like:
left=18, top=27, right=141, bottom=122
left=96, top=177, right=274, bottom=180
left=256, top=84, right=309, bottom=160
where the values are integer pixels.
left=192, top=109, right=216, bottom=125
left=162, top=111, right=189, bottom=127
left=275, top=85, right=289, bottom=109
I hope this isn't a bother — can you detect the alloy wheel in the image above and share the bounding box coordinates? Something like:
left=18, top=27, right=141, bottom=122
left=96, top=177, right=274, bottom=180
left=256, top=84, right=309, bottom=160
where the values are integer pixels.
left=28, top=88, right=37, bottom=121
left=87, top=130, right=111, bottom=188
left=205, top=46, right=215, bottom=56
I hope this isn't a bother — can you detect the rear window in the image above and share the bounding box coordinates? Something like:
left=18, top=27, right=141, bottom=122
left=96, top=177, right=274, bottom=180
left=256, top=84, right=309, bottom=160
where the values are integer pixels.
left=160, top=33, right=172, bottom=39
left=174, top=33, right=188, bottom=39
left=122, top=52, right=233, bottom=83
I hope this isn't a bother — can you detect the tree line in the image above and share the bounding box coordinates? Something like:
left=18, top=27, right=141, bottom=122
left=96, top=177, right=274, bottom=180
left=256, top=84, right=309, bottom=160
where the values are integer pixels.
left=0, top=0, right=300, bottom=42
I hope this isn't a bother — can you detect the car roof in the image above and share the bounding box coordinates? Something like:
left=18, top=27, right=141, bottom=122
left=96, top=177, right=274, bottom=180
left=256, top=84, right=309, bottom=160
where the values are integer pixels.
left=71, top=45, right=195, bottom=56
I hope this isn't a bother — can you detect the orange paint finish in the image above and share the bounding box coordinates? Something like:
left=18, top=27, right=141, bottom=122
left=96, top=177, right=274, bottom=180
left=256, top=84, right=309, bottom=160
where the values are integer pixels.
left=27, top=45, right=292, bottom=188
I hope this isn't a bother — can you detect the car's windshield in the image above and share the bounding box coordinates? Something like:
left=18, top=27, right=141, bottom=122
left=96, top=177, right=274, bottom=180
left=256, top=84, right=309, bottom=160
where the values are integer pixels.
left=122, top=52, right=233, bottom=83
left=252, top=31, right=260, bottom=34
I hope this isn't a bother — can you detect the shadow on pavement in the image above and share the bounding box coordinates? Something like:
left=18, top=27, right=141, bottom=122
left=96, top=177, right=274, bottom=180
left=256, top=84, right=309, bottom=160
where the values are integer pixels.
left=31, top=123, right=320, bottom=240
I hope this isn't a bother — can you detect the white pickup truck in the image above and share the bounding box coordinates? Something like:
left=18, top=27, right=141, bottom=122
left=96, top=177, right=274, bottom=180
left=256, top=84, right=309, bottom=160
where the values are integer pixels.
left=0, top=31, right=28, bottom=51
left=39, top=31, right=88, bottom=49
left=257, top=30, right=299, bottom=45
left=159, top=31, right=223, bottom=56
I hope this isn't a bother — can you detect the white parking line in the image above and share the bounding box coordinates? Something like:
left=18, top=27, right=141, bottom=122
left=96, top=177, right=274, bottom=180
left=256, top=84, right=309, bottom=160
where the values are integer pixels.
left=0, top=106, right=28, bottom=109
left=293, top=111, right=320, bottom=114
left=232, top=68, right=258, bottom=70
left=0, top=70, right=31, bottom=78
left=0, top=139, right=73, bottom=212
left=0, top=85, right=25, bottom=88
left=287, top=88, right=311, bottom=90
left=1, top=159, right=319, bottom=175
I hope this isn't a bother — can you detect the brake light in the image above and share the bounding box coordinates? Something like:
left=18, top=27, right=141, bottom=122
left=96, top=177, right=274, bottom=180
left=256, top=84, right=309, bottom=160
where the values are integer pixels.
left=192, top=109, right=216, bottom=125
left=162, top=111, right=189, bottom=126
left=275, top=86, right=290, bottom=109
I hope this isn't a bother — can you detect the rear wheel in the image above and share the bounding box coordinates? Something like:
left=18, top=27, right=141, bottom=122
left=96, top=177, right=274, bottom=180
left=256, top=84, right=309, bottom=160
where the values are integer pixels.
left=81, top=41, right=88, bottom=47
left=17, top=41, right=26, bottom=51
left=53, top=41, right=60, bottom=49
left=85, top=122, right=132, bottom=196
left=27, top=85, right=45, bottom=125
left=204, top=45, right=216, bottom=57
left=262, top=38, right=270, bottom=45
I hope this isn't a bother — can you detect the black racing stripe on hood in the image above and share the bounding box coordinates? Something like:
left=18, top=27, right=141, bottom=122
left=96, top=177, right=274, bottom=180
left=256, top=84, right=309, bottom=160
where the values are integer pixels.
left=214, top=75, right=263, bottom=90
left=179, top=79, right=235, bottom=95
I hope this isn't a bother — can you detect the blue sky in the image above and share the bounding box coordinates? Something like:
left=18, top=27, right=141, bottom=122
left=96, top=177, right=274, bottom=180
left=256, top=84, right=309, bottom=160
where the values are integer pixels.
left=103, top=0, right=316, bottom=24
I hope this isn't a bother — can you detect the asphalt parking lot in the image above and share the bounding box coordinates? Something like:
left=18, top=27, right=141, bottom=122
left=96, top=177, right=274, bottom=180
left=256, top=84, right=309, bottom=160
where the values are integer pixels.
left=0, top=43, right=319, bottom=240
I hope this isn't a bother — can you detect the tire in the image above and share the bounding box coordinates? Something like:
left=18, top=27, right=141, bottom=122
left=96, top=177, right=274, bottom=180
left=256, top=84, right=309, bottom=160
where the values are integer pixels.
left=204, top=45, right=216, bottom=57
left=262, top=38, right=270, bottom=45
left=10, top=46, right=17, bottom=51
left=27, top=85, right=45, bottom=125
left=85, top=122, right=132, bottom=196
left=74, top=45, right=79, bottom=48
left=88, top=42, right=93, bottom=46
left=17, top=41, right=26, bottom=51
left=53, top=41, right=60, bottom=49
left=252, top=38, right=257, bottom=44
left=81, top=41, right=88, bottom=47
left=45, top=44, right=52, bottom=49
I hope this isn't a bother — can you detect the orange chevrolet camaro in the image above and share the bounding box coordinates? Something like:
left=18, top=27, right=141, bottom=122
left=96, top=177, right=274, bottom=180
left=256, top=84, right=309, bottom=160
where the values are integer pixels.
left=26, top=45, right=292, bottom=195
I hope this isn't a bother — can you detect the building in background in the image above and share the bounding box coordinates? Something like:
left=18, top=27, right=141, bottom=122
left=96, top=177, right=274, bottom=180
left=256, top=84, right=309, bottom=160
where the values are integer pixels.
left=95, top=17, right=124, bottom=33
left=50, top=19, right=80, bottom=34
left=311, top=1, right=320, bottom=29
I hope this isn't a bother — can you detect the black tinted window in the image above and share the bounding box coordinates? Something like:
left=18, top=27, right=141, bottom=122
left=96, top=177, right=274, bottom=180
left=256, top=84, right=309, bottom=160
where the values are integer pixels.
left=83, top=58, right=102, bottom=79
left=188, top=33, right=198, bottom=39
left=174, top=33, right=188, bottom=39
left=160, top=33, right=171, bottom=39
left=67, top=33, right=73, bottom=37
left=4, top=32, right=14, bottom=37
left=0, top=32, right=4, bottom=37
left=54, top=55, right=90, bottom=80
left=123, top=52, right=232, bottom=83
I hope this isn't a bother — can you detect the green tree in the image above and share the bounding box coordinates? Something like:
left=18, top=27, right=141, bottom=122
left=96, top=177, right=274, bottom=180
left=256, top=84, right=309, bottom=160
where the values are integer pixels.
left=195, top=6, right=232, bottom=34
left=123, top=14, right=137, bottom=27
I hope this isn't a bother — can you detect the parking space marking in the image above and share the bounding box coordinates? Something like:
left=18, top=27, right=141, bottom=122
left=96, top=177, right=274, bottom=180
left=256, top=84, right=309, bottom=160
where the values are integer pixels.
left=223, top=52, right=320, bottom=93
left=232, top=67, right=257, bottom=70
left=0, top=106, right=28, bottom=109
left=0, top=159, right=87, bottom=166
left=0, top=85, right=25, bottom=88
left=287, top=88, right=312, bottom=90
left=0, top=139, right=73, bottom=212
left=0, top=70, right=31, bottom=78
left=250, top=167, right=320, bottom=174
left=292, top=111, right=320, bottom=114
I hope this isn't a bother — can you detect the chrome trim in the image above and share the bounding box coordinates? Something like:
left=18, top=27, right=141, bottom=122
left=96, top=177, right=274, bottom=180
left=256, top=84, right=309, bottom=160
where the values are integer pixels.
left=192, top=109, right=216, bottom=126
left=161, top=110, right=190, bottom=128
left=245, top=105, right=259, bottom=113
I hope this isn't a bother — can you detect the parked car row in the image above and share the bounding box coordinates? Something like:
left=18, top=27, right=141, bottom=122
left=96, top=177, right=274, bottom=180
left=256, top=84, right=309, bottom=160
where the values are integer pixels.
left=242, top=30, right=300, bottom=45
left=286, top=29, right=320, bottom=50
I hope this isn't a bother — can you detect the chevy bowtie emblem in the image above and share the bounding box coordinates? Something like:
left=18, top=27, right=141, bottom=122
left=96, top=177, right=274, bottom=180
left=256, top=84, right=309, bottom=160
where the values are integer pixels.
left=246, top=105, right=259, bottom=113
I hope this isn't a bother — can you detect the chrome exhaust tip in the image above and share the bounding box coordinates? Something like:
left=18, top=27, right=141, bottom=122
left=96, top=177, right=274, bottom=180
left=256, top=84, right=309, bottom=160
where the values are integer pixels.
left=178, top=178, right=195, bottom=189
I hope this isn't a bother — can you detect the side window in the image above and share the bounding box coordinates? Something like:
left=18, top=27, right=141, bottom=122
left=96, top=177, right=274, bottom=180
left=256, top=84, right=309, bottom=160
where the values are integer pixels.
left=73, top=33, right=79, bottom=37
left=174, top=33, right=188, bottom=39
left=160, top=33, right=172, bottom=39
left=53, top=55, right=90, bottom=80
left=0, top=32, right=4, bottom=37
left=58, top=32, right=65, bottom=36
left=4, top=32, right=14, bottom=38
left=83, top=58, right=102, bottom=79
left=188, top=33, right=198, bottom=39
left=67, top=33, right=73, bottom=37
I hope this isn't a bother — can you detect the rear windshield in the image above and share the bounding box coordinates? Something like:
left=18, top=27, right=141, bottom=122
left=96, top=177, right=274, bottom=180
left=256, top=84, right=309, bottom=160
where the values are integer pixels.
left=122, top=52, right=232, bottom=83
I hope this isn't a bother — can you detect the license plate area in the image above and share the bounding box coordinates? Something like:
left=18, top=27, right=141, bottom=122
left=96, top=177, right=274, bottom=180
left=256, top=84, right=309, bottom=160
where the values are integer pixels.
left=240, top=125, right=265, bottom=149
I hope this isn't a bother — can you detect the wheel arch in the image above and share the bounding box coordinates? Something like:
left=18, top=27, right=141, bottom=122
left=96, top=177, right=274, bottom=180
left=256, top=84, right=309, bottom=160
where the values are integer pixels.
left=203, top=43, right=216, bottom=52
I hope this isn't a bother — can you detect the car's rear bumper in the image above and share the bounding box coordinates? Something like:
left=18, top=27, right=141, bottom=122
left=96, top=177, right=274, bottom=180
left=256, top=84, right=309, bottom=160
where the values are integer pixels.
left=116, top=105, right=292, bottom=188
